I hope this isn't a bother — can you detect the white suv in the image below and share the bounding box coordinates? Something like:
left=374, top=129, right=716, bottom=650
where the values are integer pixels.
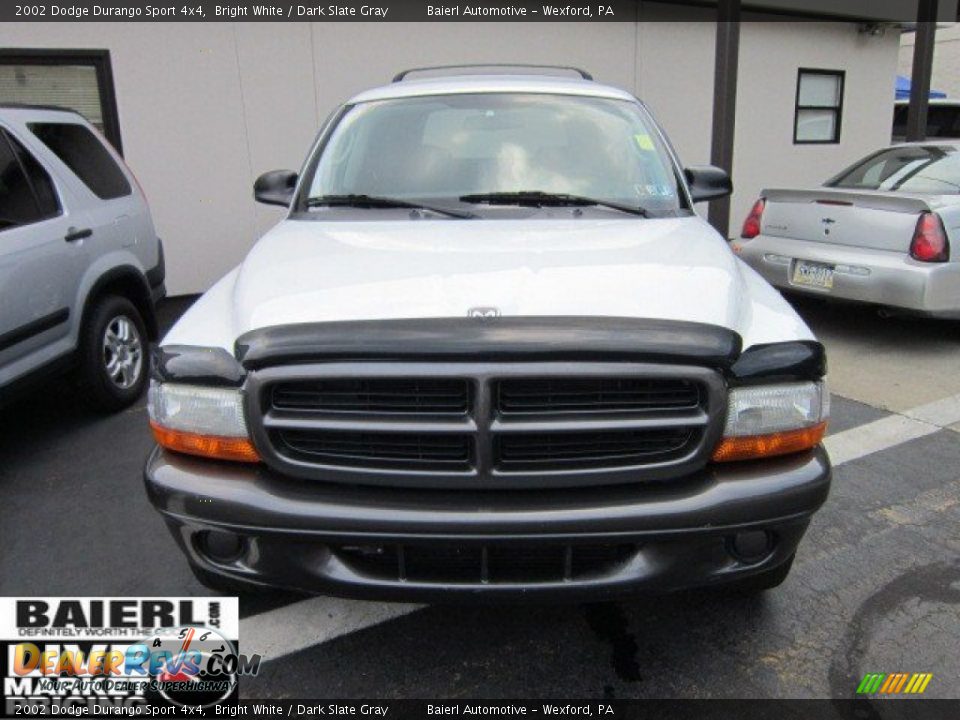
left=0, top=104, right=164, bottom=410
left=145, top=69, right=830, bottom=599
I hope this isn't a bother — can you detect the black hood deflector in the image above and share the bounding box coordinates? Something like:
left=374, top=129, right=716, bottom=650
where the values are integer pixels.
left=235, top=316, right=743, bottom=370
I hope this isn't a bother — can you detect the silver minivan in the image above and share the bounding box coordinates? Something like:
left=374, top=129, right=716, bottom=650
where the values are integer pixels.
left=0, top=104, right=164, bottom=410
left=892, top=98, right=960, bottom=141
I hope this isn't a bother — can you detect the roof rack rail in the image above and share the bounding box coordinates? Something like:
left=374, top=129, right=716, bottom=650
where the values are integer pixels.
left=392, top=64, right=593, bottom=83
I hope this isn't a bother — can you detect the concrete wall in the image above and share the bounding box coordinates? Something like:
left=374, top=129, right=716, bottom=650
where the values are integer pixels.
left=734, top=21, right=901, bottom=227
left=899, top=24, right=960, bottom=99
left=1, top=20, right=899, bottom=294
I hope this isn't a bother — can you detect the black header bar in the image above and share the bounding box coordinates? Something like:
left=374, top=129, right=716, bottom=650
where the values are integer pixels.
left=5, top=698, right=960, bottom=719
left=3, top=0, right=957, bottom=23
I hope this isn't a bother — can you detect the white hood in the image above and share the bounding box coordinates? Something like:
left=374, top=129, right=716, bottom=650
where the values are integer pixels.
left=164, top=216, right=813, bottom=353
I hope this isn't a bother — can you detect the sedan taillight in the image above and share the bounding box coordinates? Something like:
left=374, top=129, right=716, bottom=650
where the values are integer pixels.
left=740, top=198, right=766, bottom=239
left=910, top=212, right=950, bottom=263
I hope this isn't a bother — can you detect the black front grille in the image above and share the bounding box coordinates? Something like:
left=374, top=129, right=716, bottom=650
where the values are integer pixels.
left=251, top=363, right=720, bottom=488
left=335, top=543, right=638, bottom=584
left=278, top=429, right=472, bottom=470
left=272, top=378, right=470, bottom=414
left=495, top=428, right=694, bottom=470
left=497, top=377, right=700, bottom=414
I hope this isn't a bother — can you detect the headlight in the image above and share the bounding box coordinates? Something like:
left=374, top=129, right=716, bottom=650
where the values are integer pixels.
left=147, top=381, right=260, bottom=462
left=712, top=381, right=828, bottom=462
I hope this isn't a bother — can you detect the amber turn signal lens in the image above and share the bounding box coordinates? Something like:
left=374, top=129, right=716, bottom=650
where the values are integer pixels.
left=711, top=421, right=827, bottom=463
left=150, top=421, right=261, bottom=463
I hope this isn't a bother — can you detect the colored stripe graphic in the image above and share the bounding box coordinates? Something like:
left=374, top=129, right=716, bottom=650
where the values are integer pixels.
left=857, top=673, right=883, bottom=695
left=858, top=673, right=932, bottom=695
left=856, top=674, right=884, bottom=694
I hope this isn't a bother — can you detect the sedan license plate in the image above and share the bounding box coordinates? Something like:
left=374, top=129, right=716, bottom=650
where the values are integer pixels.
left=792, top=260, right=834, bottom=289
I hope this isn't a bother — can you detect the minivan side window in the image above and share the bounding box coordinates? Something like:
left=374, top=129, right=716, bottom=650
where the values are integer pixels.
left=28, top=122, right=131, bottom=200
left=0, top=129, right=60, bottom=231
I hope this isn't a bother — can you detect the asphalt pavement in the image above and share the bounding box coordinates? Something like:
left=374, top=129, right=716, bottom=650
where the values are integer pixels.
left=1, top=294, right=958, bottom=699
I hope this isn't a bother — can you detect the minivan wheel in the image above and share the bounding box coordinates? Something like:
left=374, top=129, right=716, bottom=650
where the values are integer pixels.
left=76, top=295, right=148, bottom=412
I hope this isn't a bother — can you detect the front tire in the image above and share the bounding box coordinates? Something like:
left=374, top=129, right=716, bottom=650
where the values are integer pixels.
left=76, top=295, right=148, bottom=412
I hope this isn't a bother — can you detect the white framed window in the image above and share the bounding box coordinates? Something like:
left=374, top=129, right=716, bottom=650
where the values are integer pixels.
left=794, top=69, right=845, bottom=144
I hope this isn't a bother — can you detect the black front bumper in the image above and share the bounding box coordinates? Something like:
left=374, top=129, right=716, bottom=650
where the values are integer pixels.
left=145, top=445, right=830, bottom=601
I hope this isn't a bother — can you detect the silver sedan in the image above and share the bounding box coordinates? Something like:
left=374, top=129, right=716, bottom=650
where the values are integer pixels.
left=733, top=142, right=960, bottom=319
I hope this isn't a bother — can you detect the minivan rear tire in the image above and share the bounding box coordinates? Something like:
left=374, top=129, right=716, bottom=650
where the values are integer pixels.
left=76, top=295, right=148, bottom=412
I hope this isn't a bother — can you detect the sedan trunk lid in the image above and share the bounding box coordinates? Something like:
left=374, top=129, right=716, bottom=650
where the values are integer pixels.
left=760, top=188, right=933, bottom=254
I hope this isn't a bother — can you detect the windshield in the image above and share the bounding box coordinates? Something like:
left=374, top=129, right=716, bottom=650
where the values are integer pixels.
left=300, top=93, right=686, bottom=216
left=829, top=145, right=960, bottom=194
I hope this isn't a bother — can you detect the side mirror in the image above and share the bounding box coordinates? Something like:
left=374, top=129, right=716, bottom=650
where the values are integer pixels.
left=684, top=165, right=733, bottom=203
left=254, top=170, right=298, bottom=206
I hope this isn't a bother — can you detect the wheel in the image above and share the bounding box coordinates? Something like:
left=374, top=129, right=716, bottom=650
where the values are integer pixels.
left=76, top=294, right=148, bottom=412
left=721, top=553, right=795, bottom=594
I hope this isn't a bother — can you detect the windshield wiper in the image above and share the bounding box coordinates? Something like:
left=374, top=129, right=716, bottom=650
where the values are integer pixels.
left=459, top=191, right=650, bottom=217
left=306, top=194, right=476, bottom=219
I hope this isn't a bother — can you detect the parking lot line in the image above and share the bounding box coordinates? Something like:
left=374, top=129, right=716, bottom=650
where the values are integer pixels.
left=902, top=392, right=960, bottom=427
left=823, top=415, right=942, bottom=466
left=239, top=595, right=423, bottom=661
left=824, top=392, right=960, bottom=466
left=241, top=392, right=960, bottom=664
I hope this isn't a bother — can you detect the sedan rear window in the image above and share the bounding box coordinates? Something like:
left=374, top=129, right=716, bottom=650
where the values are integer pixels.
left=28, top=122, right=131, bottom=200
left=828, top=146, right=960, bottom=194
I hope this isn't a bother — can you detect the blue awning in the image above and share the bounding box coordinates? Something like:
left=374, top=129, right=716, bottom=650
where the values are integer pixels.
left=896, top=75, right=947, bottom=100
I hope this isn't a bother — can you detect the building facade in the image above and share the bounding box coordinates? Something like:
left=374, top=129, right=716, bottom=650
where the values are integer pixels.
left=1, top=12, right=901, bottom=295
left=899, top=23, right=959, bottom=98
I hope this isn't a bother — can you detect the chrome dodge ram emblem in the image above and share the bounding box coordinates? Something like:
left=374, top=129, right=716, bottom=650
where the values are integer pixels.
left=467, top=306, right=500, bottom=318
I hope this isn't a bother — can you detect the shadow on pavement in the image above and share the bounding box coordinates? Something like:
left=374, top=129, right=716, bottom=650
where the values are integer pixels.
left=786, top=294, right=959, bottom=346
